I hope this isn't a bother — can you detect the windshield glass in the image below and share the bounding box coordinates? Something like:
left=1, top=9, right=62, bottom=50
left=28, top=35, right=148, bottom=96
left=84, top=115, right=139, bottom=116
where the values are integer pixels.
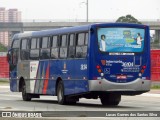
left=97, top=28, right=145, bottom=52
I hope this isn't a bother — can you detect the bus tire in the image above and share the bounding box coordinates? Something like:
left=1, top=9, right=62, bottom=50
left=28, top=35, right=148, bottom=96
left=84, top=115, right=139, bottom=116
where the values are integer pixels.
left=100, top=94, right=121, bottom=106
left=57, top=81, right=67, bottom=105
left=22, top=81, right=31, bottom=101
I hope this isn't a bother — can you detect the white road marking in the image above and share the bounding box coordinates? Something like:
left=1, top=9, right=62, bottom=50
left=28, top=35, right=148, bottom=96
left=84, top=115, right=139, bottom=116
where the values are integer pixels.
left=0, top=94, right=21, bottom=98
left=140, top=93, right=160, bottom=97
left=0, top=86, right=10, bottom=88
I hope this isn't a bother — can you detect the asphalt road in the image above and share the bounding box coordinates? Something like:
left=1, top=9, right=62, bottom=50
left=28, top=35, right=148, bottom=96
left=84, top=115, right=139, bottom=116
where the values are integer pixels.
left=0, top=85, right=160, bottom=120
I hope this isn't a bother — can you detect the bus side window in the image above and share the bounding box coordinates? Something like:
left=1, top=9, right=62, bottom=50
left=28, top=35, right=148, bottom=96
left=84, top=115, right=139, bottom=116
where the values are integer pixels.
left=30, top=38, right=39, bottom=60
left=40, top=37, right=50, bottom=59
left=60, top=35, right=68, bottom=58
left=85, top=33, right=88, bottom=45
left=12, top=49, right=19, bottom=65
left=21, top=39, right=29, bottom=60
left=11, top=39, right=20, bottom=65
left=76, top=33, right=88, bottom=58
left=68, top=34, right=75, bottom=58
left=51, top=36, right=59, bottom=59
left=12, top=39, right=20, bottom=49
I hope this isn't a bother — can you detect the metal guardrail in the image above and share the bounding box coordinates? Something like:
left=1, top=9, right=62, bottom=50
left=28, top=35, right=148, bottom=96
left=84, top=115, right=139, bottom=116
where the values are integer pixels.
left=20, top=19, right=160, bottom=22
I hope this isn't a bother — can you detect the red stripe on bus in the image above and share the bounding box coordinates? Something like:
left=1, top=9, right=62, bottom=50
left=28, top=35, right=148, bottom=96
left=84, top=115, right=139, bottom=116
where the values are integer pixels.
left=42, top=64, right=49, bottom=94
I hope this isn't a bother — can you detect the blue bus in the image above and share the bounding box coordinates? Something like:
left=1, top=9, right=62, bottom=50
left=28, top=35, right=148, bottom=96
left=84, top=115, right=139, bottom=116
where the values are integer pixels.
left=8, top=23, right=151, bottom=106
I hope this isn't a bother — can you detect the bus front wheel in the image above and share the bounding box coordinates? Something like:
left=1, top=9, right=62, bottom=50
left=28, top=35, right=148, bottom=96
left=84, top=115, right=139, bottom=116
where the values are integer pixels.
left=100, top=94, right=121, bottom=106
left=22, top=82, right=31, bottom=101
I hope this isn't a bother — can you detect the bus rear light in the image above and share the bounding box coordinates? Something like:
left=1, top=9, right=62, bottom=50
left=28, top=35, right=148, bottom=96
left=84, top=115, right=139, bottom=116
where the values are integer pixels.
left=96, top=65, right=101, bottom=69
left=142, top=65, right=146, bottom=69
left=140, top=65, right=146, bottom=74
left=98, top=69, right=102, bottom=73
left=101, top=73, right=104, bottom=77
left=139, top=73, right=142, bottom=77
left=140, top=69, right=144, bottom=73
left=96, top=65, right=103, bottom=73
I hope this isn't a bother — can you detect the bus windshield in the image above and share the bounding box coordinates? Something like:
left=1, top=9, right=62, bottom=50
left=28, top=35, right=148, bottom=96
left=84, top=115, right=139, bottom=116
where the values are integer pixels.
left=97, top=27, right=145, bottom=53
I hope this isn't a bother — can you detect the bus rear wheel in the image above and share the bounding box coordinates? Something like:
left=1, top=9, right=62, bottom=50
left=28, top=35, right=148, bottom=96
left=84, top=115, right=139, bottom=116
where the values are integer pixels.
left=57, top=81, right=77, bottom=105
left=57, top=81, right=67, bottom=105
left=100, top=94, right=121, bottom=106
left=22, top=82, right=31, bottom=101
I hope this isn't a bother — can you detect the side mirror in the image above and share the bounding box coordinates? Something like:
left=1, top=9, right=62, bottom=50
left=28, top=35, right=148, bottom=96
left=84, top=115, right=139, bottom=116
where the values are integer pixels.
left=7, top=49, right=12, bottom=64
left=90, top=28, right=94, bottom=34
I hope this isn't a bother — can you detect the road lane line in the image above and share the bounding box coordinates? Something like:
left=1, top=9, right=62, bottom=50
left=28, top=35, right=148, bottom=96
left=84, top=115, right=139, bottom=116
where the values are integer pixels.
left=0, top=86, right=10, bottom=88
left=139, top=93, right=160, bottom=97
left=0, top=94, right=21, bottom=98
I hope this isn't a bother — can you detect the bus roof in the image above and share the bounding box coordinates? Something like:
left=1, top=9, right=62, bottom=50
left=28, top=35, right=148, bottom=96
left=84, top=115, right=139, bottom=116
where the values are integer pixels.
left=12, top=23, right=148, bottom=40
left=12, top=24, right=91, bottom=40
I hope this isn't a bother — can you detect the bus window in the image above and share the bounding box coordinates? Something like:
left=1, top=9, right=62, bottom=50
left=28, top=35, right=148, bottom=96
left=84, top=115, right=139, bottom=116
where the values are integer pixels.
left=85, top=33, right=88, bottom=45
left=31, top=38, right=36, bottom=49
left=21, top=39, right=29, bottom=60
left=52, top=36, right=58, bottom=47
left=12, top=49, right=19, bottom=65
left=78, top=33, right=85, bottom=45
left=68, top=34, right=75, bottom=58
left=37, top=38, right=40, bottom=48
left=51, top=36, right=59, bottom=59
left=11, top=39, right=20, bottom=64
left=12, top=39, right=20, bottom=48
left=42, top=37, right=49, bottom=48
left=76, top=33, right=87, bottom=58
left=40, top=37, right=50, bottom=59
left=60, top=35, right=68, bottom=58
left=30, top=38, right=39, bottom=60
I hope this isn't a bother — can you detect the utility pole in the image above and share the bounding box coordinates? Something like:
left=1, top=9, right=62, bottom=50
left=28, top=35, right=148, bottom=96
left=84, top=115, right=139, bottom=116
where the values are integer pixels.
left=86, top=0, right=88, bottom=22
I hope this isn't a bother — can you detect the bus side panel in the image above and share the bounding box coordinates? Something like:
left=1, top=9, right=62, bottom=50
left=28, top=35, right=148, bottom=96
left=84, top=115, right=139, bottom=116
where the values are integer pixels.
left=49, top=60, right=75, bottom=95
left=33, top=60, right=52, bottom=94
left=64, top=59, right=88, bottom=95
left=18, top=61, right=36, bottom=93
left=49, top=59, right=88, bottom=96
left=74, top=60, right=88, bottom=94
left=142, top=27, right=151, bottom=79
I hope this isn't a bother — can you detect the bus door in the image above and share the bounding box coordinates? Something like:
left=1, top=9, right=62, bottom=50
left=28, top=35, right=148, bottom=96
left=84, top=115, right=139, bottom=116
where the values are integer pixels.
left=8, top=48, right=19, bottom=91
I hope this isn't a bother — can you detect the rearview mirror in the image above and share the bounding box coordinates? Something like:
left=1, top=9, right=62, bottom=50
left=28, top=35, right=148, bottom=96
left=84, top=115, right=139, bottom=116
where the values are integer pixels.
left=7, top=49, right=12, bottom=64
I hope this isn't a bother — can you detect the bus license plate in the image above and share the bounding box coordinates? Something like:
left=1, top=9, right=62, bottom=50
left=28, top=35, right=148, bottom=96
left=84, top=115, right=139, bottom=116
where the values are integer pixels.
left=117, top=75, right=127, bottom=79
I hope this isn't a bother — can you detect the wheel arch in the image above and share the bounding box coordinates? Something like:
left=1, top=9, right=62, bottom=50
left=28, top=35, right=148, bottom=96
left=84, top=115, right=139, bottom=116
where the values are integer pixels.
left=19, top=77, right=25, bottom=92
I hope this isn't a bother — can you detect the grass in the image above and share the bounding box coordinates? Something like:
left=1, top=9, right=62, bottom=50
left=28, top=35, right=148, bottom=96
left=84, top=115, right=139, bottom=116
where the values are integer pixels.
left=0, top=79, right=9, bottom=85
left=151, top=85, right=160, bottom=89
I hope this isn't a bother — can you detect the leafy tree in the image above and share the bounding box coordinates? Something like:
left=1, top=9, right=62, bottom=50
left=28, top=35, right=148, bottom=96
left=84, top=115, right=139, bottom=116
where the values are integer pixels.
left=116, top=14, right=141, bottom=24
left=0, top=42, right=7, bottom=52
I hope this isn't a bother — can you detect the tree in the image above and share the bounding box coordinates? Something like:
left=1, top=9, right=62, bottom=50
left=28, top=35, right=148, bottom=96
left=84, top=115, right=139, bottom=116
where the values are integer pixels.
left=116, top=14, right=141, bottom=24
left=0, top=42, right=7, bottom=52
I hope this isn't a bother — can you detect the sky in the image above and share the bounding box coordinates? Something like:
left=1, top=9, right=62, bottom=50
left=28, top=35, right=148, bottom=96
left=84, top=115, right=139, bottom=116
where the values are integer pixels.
left=0, top=0, right=160, bottom=22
